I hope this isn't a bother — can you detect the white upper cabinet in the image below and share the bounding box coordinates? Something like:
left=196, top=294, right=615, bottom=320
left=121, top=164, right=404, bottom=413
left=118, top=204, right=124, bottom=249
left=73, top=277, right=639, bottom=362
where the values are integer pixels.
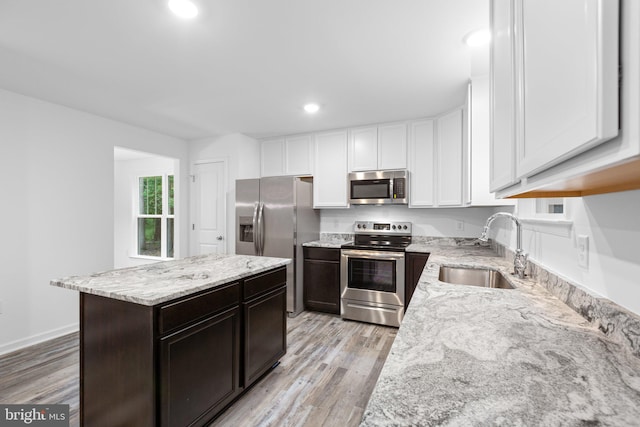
left=285, top=134, right=314, bottom=175
left=490, top=0, right=619, bottom=194
left=408, top=108, right=468, bottom=208
left=261, top=134, right=313, bottom=177
left=490, top=0, right=518, bottom=192
left=515, top=0, right=619, bottom=178
left=313, top=130, right=349, bottom=208
left=349, top=126, right=378, bottom=171
left=378, top=123, right=408, bottom=170
left=349, top=123, right=407, bottom=171
left=260, top=138, right=285, bottom=177
left=437, top=109, right=465, bottom=206
left=408, top=119, right=436, bottom=207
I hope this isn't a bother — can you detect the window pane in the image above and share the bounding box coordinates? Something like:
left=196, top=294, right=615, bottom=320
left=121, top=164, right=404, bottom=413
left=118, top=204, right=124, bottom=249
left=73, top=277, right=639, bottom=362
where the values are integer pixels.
left=139, top=176, right=162, bottom=215
left=138, top=218, right=161, bottom=257
left=168, top=175, right=174, bottom=215
left=167, top=218, right=174, bottom=258
left=536, top=198, right=564, bottom=214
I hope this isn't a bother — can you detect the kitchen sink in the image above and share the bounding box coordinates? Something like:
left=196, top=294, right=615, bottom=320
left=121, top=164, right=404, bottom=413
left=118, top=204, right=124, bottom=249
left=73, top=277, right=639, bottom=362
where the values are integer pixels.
left=438, top=266, right=514, bottom=289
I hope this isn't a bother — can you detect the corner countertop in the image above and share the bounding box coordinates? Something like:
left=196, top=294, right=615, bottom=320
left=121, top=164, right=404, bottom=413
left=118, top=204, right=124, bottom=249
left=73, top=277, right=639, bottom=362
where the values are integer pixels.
left=50, top=254, right=291, bottom=306
left=361, top=244, right=640, bottom=426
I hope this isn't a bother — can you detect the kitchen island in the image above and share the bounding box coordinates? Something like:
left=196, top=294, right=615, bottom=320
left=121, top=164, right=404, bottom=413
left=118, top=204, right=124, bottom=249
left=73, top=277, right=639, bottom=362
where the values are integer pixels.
left=51, top=253, right=291, bottom=427
left=362, top=243, right=640, bottom=426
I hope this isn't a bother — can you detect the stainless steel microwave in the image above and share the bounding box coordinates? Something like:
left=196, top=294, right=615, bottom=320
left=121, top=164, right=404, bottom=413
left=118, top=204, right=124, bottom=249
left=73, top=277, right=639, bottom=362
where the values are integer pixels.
left=348, top=170, right=409, bottom=205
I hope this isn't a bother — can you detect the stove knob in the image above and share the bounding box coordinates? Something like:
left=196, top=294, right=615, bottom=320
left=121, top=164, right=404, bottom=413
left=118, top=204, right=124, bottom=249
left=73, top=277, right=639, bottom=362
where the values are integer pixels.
left=362, top=224, right=367, bottom=229
left=403, top=225, right=408, bottom=230
left=357, top=224, right=361, bottom=229
left=392, top=225, right=396, bottom=230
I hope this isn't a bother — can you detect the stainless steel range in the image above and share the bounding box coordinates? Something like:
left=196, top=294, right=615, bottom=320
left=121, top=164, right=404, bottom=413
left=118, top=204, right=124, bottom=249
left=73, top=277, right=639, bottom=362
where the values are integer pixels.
left=340, top=221, right=412, bottom=327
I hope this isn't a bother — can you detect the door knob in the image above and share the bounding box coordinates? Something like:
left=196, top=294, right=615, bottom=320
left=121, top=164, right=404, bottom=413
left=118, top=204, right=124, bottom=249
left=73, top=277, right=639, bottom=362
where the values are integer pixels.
left=216, top=236, right=224, bottom=241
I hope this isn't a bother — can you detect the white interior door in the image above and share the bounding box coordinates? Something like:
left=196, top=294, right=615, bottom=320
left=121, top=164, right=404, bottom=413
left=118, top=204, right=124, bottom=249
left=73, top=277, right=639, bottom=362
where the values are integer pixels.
left=191, top=161, right=226, bottom=255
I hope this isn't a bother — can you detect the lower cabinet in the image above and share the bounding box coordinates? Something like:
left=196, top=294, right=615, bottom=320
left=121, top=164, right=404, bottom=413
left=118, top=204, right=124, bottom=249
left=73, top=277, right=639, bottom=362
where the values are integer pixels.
left=303, top=247, right=341, bottom=314
left=79, top=266, right=287, bottom=427
left=243, top=286, right=287, bottom=386
left=160, top=307, right=241, bottom=427
left=405, top=252, right=429, bottom=311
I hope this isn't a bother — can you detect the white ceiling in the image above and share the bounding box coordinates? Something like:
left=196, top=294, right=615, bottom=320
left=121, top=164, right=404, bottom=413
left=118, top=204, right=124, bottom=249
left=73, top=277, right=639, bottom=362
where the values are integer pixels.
left=0, top=0, right=489, bottom=140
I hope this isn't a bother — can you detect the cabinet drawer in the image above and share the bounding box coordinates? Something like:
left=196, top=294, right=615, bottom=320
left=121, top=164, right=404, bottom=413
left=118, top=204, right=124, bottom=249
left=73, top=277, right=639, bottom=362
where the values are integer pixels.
left=158, top=282, right=240, bottom=335
left=303, top=246, right=340, bottom=262
left=243, top=267, right=286, bottom=301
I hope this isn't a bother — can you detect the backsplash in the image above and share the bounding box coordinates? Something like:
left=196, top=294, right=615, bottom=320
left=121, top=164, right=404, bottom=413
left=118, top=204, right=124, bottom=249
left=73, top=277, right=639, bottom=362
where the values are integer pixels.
left=493, top=241, right=640, bottom=359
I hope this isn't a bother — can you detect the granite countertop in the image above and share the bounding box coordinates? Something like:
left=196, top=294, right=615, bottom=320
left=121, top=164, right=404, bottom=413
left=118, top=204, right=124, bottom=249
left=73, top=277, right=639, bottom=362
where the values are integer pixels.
left=361, top=244, right=640, bottom=426
left=50, top=254, right=291, bottom=306
left=302, top=236, right=353, bottom=249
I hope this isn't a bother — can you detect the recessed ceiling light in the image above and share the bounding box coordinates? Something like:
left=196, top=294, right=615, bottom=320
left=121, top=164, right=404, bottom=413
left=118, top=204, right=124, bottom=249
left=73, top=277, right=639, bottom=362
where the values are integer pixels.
left=463, top=29, right=491, bottom=47
left=304, top=103, right=320, bottom=114
left=168, top=0, right=198, bottom=19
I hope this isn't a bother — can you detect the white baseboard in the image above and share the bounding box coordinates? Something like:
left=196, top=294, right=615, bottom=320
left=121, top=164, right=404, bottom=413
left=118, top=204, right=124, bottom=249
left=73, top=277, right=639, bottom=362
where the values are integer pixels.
left=0, top=323, right=79, bottom=356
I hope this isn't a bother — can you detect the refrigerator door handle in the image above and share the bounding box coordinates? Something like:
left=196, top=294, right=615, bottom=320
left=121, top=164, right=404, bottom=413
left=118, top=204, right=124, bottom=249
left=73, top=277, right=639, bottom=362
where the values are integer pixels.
left=257, top=202, right=265, bottom=255
left=252, top=202, right=260, bottom=255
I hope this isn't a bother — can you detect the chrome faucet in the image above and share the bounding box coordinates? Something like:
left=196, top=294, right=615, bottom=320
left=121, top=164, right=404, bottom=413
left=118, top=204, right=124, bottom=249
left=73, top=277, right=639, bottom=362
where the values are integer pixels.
left=479, top=212, right=528, bottom=279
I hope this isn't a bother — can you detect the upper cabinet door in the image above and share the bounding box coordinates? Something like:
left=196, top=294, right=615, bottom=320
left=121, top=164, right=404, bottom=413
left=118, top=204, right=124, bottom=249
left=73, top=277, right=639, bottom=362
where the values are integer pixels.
left=285, top=135, right=313, bottom=175
left=515, top=0, right=619, bottom=178
left=378, top=123, right=407, bottom=170
left=490, top=0, right=518, bottom=192
left=437, top=109, right=464, bottom=206
left=408, top=119, right=435, bottom=207
left=314, top=130, right=349, bottom=208
left=261, top=138, right=285, bottom=177
left=349, top=126, right=378, bottom=172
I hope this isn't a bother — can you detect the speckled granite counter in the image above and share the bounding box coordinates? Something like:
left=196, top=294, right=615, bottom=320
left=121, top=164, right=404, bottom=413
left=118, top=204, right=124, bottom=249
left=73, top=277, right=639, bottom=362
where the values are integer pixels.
left=361, top=243, right=640, bottom=426
left=50, top=254, right=291, bottom=305
left=302, top=234, right=353, bottom=249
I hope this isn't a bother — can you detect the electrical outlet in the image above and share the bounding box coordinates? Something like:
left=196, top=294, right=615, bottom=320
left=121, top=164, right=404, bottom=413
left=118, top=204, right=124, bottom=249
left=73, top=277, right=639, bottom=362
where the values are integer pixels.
left=456, top=220, right=464, bottom=231
left=577, top=235, right=589, bottom=268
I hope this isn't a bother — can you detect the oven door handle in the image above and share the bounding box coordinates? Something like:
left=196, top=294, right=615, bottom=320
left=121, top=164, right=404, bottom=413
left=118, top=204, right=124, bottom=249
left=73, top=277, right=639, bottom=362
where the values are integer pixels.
left=341, top=249, right=405, bottom=260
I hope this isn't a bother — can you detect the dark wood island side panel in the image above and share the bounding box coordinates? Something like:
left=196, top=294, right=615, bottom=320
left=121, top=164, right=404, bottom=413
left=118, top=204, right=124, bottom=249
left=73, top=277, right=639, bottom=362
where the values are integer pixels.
left=79, top=266, right=287, bottom=427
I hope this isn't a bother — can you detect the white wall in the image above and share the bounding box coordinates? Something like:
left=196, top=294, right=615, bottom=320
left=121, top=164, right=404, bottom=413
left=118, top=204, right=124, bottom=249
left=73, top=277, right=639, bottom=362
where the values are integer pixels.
left=114, top=155, right=177, bottom=268
left=189, top=133, right=260, bottom=255
left=491, top=191, right=640, bottom=316
left=320, top=205, right=496, bottom=237
left=0, top=88, right=189, bottom=354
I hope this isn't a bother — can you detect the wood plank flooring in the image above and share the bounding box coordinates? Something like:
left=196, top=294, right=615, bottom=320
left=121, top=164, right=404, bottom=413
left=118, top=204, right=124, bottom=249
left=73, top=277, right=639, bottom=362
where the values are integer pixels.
left=0, top=311, right=396, bottom=427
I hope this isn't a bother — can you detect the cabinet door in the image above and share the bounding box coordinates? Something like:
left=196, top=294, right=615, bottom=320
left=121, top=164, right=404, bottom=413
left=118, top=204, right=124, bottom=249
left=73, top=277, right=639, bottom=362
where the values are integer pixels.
left=285, top=134, right=313, bottom=175
left=314, top=130, right=349, bottom=208
left=349, top=126, right=378, bottom=172
left=378, top=123, right=407, bottom=170
left=490, top=0, right=518, bottom=192
left=303, top=248, right=341, bottom=314
left=261, top=138, right=285, bottom=177
left=160, top=307, right=240, bottom=427
left=437, top=109, right=464, bottom=206
left=408, top=119, right=435, bottom=207
left=515, top=0, right=619, bottom=178
left=243, top=286, right=286, bottom=387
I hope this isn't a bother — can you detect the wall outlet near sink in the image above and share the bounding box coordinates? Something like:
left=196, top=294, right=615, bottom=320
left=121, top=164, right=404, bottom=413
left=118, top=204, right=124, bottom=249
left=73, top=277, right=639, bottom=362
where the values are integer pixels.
left=456, top=220, right=464, bottom=231
left=577, top=235, right=589, bottom=268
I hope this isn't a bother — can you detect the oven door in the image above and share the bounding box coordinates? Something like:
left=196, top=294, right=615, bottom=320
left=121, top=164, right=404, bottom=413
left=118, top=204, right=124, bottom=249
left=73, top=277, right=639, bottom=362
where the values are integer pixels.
left=340, top=249, right=405, bottom=326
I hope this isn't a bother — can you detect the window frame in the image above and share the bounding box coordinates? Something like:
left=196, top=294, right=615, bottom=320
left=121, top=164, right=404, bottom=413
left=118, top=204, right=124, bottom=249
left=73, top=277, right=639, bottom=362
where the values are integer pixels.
left=134, top=173, right=175, bottom=260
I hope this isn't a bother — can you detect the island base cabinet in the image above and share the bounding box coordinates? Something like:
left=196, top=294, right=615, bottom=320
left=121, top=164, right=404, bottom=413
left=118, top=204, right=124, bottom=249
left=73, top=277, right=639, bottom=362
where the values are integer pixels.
left=243, top=286, right=287, bottom=387
left=405, top=253, right=430, bottom=310
left=160, top=306, right=241, bottom=427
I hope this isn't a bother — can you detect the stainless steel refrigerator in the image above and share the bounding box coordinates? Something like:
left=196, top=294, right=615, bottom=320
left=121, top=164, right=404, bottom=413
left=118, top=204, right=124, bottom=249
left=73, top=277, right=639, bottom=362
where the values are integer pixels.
left=235, top=176, right=320, bottom=316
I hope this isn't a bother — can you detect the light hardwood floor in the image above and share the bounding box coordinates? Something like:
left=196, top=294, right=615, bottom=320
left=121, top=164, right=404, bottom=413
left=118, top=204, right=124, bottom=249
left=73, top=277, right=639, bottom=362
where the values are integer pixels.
left=0, top=311, right=396, bottom=427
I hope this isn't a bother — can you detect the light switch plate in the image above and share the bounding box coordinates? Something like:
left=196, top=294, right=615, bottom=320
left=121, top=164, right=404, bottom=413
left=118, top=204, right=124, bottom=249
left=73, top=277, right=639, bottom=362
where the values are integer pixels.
left=577, top=235, right=589, bottom=268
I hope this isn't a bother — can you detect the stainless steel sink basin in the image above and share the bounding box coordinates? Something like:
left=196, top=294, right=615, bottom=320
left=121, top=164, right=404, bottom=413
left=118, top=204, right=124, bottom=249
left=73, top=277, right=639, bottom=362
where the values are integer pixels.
left=438, top=266, right=514, bottom=289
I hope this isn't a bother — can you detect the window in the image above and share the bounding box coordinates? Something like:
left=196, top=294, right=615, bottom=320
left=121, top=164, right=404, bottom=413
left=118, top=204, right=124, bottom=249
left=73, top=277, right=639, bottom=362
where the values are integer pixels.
left=536, top=198, right=564, bottom=215
left=137, top=175, right=174, bottom=258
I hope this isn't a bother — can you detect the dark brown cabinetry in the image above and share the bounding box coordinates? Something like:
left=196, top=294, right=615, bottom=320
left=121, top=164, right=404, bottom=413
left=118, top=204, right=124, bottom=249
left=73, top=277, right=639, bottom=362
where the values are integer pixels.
left=303, top=247, right=341, bottom=314
left=242, top=268, right=287, bottom=386
left=405, top=252, right=429, bottom=310
left=79, top=266, right=286, bottom=427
